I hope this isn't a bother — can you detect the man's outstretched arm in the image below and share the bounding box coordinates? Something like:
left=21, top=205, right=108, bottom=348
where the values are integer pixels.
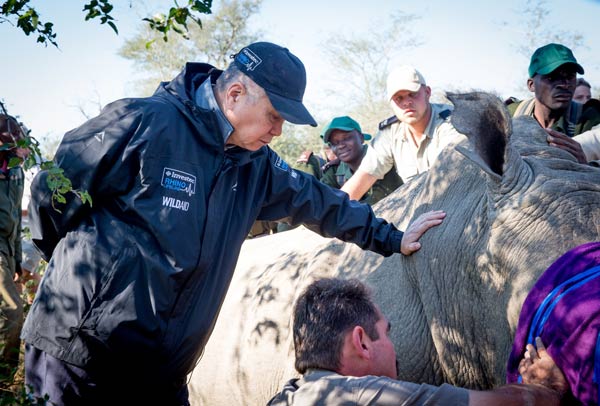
left=341, top=169, right=377, bottom=201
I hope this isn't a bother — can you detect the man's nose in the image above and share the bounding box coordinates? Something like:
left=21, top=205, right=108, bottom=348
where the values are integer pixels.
left=271, top=119, right=284, bottom=136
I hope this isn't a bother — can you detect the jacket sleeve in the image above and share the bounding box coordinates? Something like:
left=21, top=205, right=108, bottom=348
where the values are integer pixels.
left=29, top=99, right=146, bottom=261
left=258, top=149, right=403, bottom=257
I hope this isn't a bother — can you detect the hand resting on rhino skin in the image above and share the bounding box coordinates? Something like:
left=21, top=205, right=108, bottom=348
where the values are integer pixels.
left=544, top=128, right=588, bottom=164
left=400, top=210, right=446, bottom=255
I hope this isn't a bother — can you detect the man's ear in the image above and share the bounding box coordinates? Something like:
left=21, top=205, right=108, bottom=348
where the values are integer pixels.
left=350, top=326, right=371, bottom=360
left=225, top=82, right=245, bottom=108
left=424, top=85, right=432, bottom=99
left=527, top=78, right=535, bottom=93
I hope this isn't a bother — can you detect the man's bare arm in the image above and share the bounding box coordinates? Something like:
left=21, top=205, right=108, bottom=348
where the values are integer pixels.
left=341, top=169, right=377, bottom=201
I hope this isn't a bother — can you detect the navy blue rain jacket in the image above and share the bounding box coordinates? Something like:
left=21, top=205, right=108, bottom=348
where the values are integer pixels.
left=21, top=63, right=403, bottom=383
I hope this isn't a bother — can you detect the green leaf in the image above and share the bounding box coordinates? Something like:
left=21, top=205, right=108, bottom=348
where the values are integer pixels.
left=7, top=157, right=21, bottom=168
left=107, top=20, right=118, bottom=34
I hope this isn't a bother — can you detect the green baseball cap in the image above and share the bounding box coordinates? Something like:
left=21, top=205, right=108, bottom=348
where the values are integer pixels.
left=321, top=116, right=372, bottom=143
left=528, top=43, right=584, bottom=77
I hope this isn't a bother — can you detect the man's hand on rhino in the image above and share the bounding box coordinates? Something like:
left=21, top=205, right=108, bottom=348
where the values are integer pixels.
left=400, top=210, right=445, bottom=255
left=545, top=128, right=587, bottom=164
left=519, top=337, right=568, bottom=396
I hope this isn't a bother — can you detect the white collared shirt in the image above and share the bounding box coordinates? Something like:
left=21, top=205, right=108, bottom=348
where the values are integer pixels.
left=360, top=103, right=462, bottom=182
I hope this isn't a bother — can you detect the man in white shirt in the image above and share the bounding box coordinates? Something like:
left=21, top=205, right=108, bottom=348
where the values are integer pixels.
left=342, top=66, right=461, bottom=200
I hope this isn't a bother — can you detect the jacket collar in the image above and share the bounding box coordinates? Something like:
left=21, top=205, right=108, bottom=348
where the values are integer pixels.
left=194, top=77, right=234, bottom=144
left=158, top=63, right=266, bottom=165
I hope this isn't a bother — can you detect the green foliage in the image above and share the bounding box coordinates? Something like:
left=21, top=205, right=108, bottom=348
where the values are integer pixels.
left=83, top=0, right=117, bottom=34
left=143, top=0, right=212, bottom=44
left=0, top=0, right=214, bottom=47
left=1, top=0, right=56, bottom=45
left=36, top=159, right=92, bottom=212
left=119, top=0, right=263, bottom=96
left=5, top=126, right=93, bottom=212
left=0, top=381, right=49, bottom=405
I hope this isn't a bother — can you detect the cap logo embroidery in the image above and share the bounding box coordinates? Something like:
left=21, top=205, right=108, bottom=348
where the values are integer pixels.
left=238, top=48, right=262, bottom=71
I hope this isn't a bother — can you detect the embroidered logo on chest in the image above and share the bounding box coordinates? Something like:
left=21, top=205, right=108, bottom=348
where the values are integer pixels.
left=161, top=167, right=196, bottom=197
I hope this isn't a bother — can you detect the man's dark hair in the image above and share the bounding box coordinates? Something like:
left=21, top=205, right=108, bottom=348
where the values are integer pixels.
left=293, top=278, right=380, bottom=374
left=576, top=78, right=591, bottom=89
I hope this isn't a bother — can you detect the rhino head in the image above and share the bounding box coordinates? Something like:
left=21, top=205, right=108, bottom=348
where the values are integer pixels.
left=189, top=92, right=600, bottom=404
left=355, top=91, right=600, bottom=389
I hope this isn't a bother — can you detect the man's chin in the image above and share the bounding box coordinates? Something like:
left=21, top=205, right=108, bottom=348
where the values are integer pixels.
left=551, top=99, right=571, bottom=110
left=401, top=116, right=418, bottom=124
left=248, top=143, right=267, bottom=151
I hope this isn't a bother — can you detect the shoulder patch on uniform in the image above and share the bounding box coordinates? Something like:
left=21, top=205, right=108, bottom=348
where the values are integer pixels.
left=378, top=115, right=398, bottom=130
left=439, top=109, right=452, bottom=120
left=274, top=156, right=290, bottom=172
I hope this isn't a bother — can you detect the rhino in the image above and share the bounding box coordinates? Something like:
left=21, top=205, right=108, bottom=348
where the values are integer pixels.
left=187, top=92, right=600, bottom=405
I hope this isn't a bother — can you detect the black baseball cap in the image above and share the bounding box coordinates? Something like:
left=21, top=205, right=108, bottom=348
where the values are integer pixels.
left=233, top=42, right=317, bottom=127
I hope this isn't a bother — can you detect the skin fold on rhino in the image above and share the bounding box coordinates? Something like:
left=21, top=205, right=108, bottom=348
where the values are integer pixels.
left=188, top=92, right=600, bottom=405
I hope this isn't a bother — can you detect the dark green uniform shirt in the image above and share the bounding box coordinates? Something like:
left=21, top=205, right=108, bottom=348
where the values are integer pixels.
left=321, top=145, right=402, bottom=205
left=292, top=151, right=322, bottom=179
left=507, top=98, right=600, bottom=136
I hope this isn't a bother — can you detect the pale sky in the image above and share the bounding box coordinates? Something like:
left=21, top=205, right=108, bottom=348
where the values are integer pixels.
left=3, top=0, right=600, bottom=144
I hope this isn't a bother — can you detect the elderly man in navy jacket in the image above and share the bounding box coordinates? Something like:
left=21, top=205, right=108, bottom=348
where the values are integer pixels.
left=22, top=42, right=444, bottom=405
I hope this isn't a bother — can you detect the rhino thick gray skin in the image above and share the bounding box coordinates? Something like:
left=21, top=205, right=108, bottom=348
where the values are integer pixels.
left=187, top=92, right=600, bottom=405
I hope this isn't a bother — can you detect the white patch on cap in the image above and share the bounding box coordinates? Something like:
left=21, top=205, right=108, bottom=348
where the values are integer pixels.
left=239, top=48, right=262, bottom=71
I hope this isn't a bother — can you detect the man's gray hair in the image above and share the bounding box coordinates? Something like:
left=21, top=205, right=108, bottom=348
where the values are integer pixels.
left=216, top=63, right=266, bottom=104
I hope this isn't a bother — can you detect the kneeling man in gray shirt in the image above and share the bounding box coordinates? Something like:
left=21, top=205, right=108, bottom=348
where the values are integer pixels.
left=268, top=278, right=567, bottom=406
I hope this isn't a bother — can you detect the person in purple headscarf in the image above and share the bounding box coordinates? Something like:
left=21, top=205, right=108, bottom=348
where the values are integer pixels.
left=507, top=241, right=600, bottom=405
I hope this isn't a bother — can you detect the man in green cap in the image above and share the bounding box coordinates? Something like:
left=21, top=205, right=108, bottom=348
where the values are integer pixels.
left=321, top=116, right=402, bottom=205
left=507, top=43, right=600, bottom=164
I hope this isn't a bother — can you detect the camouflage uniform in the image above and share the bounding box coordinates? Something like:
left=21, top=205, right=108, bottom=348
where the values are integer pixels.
left=292, top=150, right=323, bottom=180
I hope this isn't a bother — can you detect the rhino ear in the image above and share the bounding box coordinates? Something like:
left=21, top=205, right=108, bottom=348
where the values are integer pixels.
left=447, top=92, right=511, bottom=177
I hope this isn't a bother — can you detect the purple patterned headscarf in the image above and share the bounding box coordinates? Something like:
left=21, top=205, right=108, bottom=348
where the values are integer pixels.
left=506, top=241, right=600, bottom=405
